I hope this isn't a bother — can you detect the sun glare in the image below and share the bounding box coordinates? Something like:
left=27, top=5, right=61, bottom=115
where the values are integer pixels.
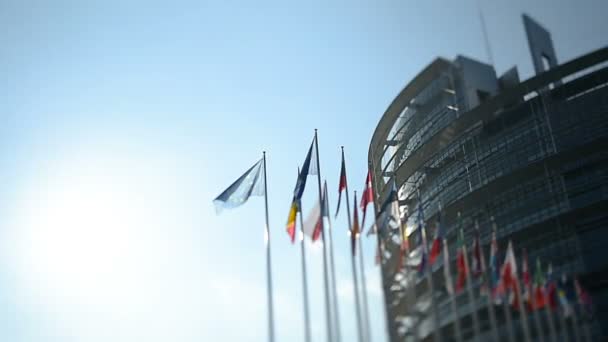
left=9, top=155, right=160, bottom=314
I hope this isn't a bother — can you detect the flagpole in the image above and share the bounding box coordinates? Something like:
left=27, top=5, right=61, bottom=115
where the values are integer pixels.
left=457, top=213, right=481, bottom=342
left=443, top=207, right=463, bottom=342
left=324, top=181, right=342, bottom=342
left=542, top=279, right=558, bottom=342
left=557, top=304, right=571, bottom=341
left=262, top=152, right=276, bottom=342
left=525, top=254, right=545, bottom=342
left=462, top=237, right=481, bottom=341
left=346, top=187, right=364, bottom=342
left=491, top=217, right=516, bottom=342
left=514, top=276, right=533, bottom=342
left=313, top=130, right=334, bottom=342
left=571, top=308, right=582, bottom=342
left=475, top=220, right=499, bottom=341
left=358, top=222, right=372, bottom=342
left=297, top=205, right=313, bottom=342
left=418, top=191, right=442, bottom=342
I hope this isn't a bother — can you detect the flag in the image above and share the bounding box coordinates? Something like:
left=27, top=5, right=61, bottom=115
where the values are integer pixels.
left=286, top=138, right=319, bottom=241
left=302, top=181, right=329, bottom=242
left=368, top=180, right=398, bottom=236
left=558, top=274, right=573, bottom=317
left=213, top=158, right=265, bottom=214
left=575, top=277, right=593, bottom=317
left=415, top=199, right=427, bottom=276
left=293, top=138, right=319, bottom=201
left=532, top=258, right=546, bottom=310
left=351, top=192, right=360, bottom=256
left=500, top=241, right=517, bottom=293
left=302, top=192, right=323, bottom=242
left=471, top=229, right=483, bottom=277
left=546, top=263, right=558, bottom=310
left=489, top=230, right=502, bottom=302
left=334, top=150, right=348, bottom=218
left=455, top=229, right=467, bottom=293
left=522, top=249, right=531, bottom=308
left=442, top=233, right=454, bottom=295
left=429, top=216, right=443, bottom=265
left=360, top=170, right=374, bottom=228
left=286, top=200, right=298, bottom=243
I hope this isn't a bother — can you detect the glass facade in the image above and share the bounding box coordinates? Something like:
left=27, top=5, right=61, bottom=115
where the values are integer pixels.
left=369, top=48, right=608, bottom=341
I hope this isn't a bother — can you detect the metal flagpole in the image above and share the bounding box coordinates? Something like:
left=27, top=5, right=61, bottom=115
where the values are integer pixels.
left=514, top=277, right=533, bottom=342
left=460, top=228, right=481, bottom=342
left=530, top=277, right=546, bottom=342
left=358, top=222, right=372, bottom=342
left=543, top=284, right=558, bottom=342
left=558, top=305, right=571, bottom=341
left=346, top=187, right=364, bottom=342
left=324, top=181, right=342, bottom=342
left=313, top=130, right=334, bottom=342
left=419, top=191, right=442, bottom=342
left=503, top=298, right=516, bottom=342
left=298, top=206, right=313, bottom=342
left=443, top=211, right=463, bottom=342
left=475, top=221, right=499, bottom=342
left=262, top=152, right=276, bottom=342
left=571, top=309, right=582, bottom=342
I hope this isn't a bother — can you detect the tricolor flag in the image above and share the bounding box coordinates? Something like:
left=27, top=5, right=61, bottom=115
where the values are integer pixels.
left=557, top=274, right=573, bottom=317
left=471, top=230, right=483, bottom=277
left=415, top=200, right=427, bottom=276
left=489, top=230, right=502, bottom=302
left=546, top=264, right=558, bottom=310
left=360, top=170, right=374, bottom=229
left=532, top=258, right=546, bottom=310
left=429, top=216, right=443, bottom=265
left=522, top=249, right=531, bottom=308
left=575, top=277, right=593, bottom=317
left=442, top=221, right=454, bottom=295
left=213, top=158, right=265, bottom=214
left=351, top=192, right=360, bottom=256
left=334, top=149, right=348, bottom=218
left=500, top=241, right=517, bottom=293
left=368, top=179, right=398, bottom=237
left=286, top=138, right=319, bottom=242
left=455, top=229, right=468, bottom=293
left=302, top=182, right=328, bottom=242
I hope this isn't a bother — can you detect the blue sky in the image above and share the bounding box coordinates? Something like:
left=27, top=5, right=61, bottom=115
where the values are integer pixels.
left=1, top=1, right=607, bottom=341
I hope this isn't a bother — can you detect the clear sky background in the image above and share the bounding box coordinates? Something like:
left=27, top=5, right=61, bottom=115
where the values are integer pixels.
left=1, top=1, right=607, bottom=341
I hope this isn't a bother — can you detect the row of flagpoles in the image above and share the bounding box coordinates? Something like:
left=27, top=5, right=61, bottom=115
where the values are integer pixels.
left=213, top=129, right=595, bottom=342
left=373, top=178, right=595, bottom=341
left=214, top=130, right=377, bottom=342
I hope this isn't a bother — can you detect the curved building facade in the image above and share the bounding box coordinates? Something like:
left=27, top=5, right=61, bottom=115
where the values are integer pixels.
left=369, top=16, right=608, bottom=341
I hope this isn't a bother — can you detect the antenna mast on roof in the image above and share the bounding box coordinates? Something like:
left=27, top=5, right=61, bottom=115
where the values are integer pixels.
left=477, top=0, right=495, bottom=66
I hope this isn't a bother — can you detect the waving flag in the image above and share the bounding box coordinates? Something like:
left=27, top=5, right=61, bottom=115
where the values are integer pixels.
left=286, top=138, right=319, bottom=242
left=360, top=170, right=374, bottom=228
left=334, top=149, right=348, bottom=218
left=455, top=229, right=467, bottom=293
left=522, top=249, right=531, bottom=307
left=575, top=277, right=593, bottom=317
left=557, top=274, right=573, bottom=316
left=489, top=230, right=502, bottom=302
left=351, top=192, right=360, bottom=256
left=471, top=230, right=483, bottom=277
left=533, top=258, right=546, bottom=310
left=369, top=179, right=398, bottom=237
left=416, top=200, right=427, bottom=276
left=500, top=241, right=517, bottom=292
left=302, top=188, right=324, bottom=242
left=213, top=158, right=265, bottom=214
left=429, top=216, right=443, bottom=265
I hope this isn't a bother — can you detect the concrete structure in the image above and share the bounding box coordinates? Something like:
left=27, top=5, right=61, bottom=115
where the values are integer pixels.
left=369, top=14, right=608, bottom=341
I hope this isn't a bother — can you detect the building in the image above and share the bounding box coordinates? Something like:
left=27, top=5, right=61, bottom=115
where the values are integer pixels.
left=368, top=14, right=608, bottom=341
